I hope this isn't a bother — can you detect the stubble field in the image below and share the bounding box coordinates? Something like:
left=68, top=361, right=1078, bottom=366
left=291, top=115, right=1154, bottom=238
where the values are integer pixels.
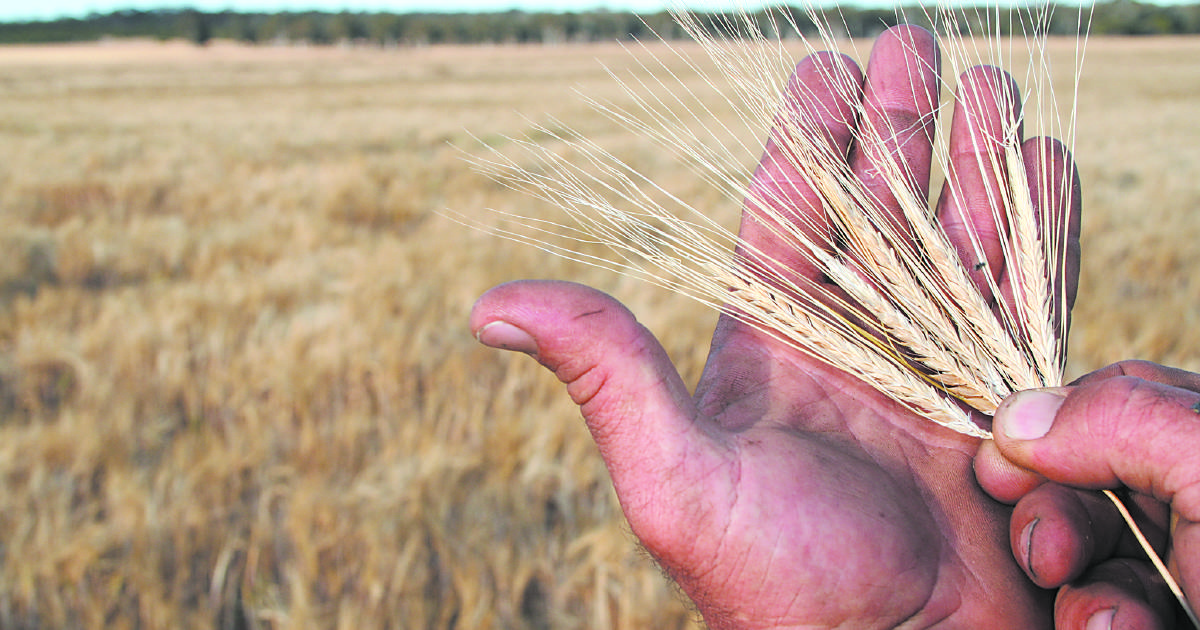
left=0, top=34, right=1198, bottom=629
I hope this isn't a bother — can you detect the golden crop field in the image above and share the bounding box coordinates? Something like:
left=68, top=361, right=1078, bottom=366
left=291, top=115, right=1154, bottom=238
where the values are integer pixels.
left=0, top=33, right=1198, bottom=629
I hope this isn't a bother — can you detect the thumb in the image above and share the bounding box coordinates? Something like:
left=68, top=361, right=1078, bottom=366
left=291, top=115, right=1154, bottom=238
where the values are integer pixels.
left=992, top=378, right=1200, bottom=521
left=470, top=280, right=725, bottom=549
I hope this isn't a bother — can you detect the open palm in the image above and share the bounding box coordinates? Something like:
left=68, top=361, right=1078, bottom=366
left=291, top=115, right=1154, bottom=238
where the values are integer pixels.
left=472, top=26, right=1079, bottom=629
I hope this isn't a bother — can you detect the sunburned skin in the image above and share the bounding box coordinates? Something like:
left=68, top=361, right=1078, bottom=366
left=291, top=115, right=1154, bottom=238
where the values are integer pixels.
left=471, top=12, right=1091, bottom=628
left=472, top=7, right=1200, bottom=628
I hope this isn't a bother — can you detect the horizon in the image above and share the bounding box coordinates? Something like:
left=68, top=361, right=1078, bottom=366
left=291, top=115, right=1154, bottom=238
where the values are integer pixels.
left=1, top=1, right=765, bottom=24
left=11, top=0, right=1196, bottom=24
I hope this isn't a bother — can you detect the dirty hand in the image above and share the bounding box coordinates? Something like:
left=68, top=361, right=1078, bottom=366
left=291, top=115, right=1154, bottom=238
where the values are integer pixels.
left=474, top=25, right=1079, bottom=628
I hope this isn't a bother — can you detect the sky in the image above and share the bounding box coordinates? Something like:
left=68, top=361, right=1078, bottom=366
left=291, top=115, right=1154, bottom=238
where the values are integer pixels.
left=0, top=0, right=764, bottom=22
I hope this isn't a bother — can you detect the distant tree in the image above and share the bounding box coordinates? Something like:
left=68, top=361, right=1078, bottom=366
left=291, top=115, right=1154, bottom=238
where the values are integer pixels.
left=397, top=15, right=430, bottom=45
left=1092, top=0, right=1151, bottom=34
left=181, top=9, right=211, bottom=46
left=291, top=12, right=332, bottom=44
left=330, top=12, right=368, bottom=44
left=230, top=14, right=261, bottom=44
left=365, top=13, right=401, bottom=46
left=257, top=13, right=287, bottom=43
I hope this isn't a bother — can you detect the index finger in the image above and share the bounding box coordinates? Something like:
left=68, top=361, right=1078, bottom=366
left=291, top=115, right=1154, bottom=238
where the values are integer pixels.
left=848, top=25, right=940, bottom=240
left=736, top=51, right=862, bottom=288
left=936, top=65, right=1022, bottom=306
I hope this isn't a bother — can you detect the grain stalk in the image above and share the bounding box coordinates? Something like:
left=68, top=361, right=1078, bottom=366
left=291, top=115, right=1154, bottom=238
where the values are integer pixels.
left=464, top=3, right=1197, bottom=624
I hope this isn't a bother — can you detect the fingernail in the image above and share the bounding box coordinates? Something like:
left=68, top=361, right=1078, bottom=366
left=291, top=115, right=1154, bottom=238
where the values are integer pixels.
left=1018, top=518, right=1038, bottom=581
left=1086, top=607, right=1115, bottom=630
left=476, top=321, right=538, bottom=355
left=998, top=389, right=1066, bottom=441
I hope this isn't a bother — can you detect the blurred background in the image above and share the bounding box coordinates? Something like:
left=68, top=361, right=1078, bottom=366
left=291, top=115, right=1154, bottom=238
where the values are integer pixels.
left=1, top=2, right=1199, bottom=628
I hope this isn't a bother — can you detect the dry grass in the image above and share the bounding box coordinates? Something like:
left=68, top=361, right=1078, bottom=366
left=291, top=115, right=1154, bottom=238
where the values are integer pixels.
left=0, top=34, right=1197, bottom=629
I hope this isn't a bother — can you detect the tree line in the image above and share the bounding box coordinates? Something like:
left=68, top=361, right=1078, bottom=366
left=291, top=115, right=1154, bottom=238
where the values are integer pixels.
left=0, top=2, right=1198, bottom=46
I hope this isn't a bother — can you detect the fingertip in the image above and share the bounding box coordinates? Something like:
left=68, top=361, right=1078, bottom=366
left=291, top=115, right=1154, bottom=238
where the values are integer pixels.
left=884, top=22, right=935, bottom=43
left=871, top=23, right=937, bottom=58
left=1084, top=607, right=1115, bottom=630
left=469, top=279, right=644, bottom=379
left=471, top=281, right=549, bottom=356
left=1073, top=360, right=1200, bottom=394
left=1021, top=135, right=1072, bottom=165
left=951, top=65, right=1022, bottom=145
left=994, top=388, right=1069, bottom=442
left=1055, top=560, right=1174, bottom=630
left=973, top=438, right=1044, bottom=503
left=872, top=23, right=938, bottom=75
left=861, top=23, right=939, bottom=123
left=791, top=49, right=864, bottom=104
left=470, top=279, right=632, bottom=336
left=1020, top=136, right=1080, bottom=217
left=803, top=49, right=863, bottom=76
left=475, top=320, right=538, bottom=355
left=1010, top=486, right=1099, bottom=588
left=958, top=64, right=1019, bottom=96
left=988, top=388, right=1070, bottom=481
left=469, top=279, right=535, bottom=335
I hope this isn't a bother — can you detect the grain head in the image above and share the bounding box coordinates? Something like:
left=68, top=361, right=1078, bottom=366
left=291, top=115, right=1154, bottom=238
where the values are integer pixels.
left=469, top=3, right=1089, bottom=434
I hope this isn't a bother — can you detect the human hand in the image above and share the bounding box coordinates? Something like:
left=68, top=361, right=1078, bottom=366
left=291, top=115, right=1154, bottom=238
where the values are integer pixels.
left=976, top=361, right=1200, bottom=629
left=472, top=25, right=1079, bottom=628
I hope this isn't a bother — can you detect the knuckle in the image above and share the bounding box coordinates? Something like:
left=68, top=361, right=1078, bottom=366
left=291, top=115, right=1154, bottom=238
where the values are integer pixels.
left=1088, top=376, right=1178, bottom=443
left=1080, top=375, right=1200, bottom=506
left=1109, top=359, right=1164, bottom=379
